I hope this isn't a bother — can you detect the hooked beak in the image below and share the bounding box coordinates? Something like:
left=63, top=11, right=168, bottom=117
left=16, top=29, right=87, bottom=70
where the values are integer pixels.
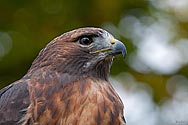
left=110, top=40, right=127, bottom=58
left=90, top=39, right=127, bottom=58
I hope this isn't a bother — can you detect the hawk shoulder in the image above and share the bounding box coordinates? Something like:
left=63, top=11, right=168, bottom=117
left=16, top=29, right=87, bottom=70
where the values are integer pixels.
left=0, top=79, right=30, bottom=124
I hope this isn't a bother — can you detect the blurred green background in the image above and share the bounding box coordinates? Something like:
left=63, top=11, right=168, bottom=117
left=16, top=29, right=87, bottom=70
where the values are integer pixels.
left=0, top=0, right=148, bottom=89
left=1, top=0, right=188, bottom=124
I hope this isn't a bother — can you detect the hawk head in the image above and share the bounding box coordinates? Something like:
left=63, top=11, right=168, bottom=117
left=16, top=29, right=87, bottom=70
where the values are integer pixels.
left=29, top=27, right=126, bottom=80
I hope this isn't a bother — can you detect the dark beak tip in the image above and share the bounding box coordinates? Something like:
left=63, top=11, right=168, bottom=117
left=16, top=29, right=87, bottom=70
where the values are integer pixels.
left=112, top=40, right=127, bottom=58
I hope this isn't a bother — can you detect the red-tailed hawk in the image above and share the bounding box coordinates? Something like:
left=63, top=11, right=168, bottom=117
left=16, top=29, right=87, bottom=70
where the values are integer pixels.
left=0, top=27, right=126, bottom=125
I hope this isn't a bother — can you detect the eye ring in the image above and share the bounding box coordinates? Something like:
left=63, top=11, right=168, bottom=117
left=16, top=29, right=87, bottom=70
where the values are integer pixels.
left=79, top=36, right=93, bottom=45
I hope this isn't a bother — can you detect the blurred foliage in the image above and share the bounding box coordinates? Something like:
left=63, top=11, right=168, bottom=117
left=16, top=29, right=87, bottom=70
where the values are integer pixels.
left=0, top=0, right=188, bottom=106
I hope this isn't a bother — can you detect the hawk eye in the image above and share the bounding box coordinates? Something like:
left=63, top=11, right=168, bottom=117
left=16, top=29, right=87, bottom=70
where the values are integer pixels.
left=79, top=37, right=93, bottom=45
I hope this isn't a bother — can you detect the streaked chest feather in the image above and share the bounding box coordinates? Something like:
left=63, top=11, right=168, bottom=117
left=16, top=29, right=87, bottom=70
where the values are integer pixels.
left=23, top=78, right=125, bottom=125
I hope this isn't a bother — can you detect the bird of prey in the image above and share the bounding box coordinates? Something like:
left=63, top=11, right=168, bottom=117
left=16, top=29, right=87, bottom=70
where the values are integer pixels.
left=0, top=27, right=126, bottom=125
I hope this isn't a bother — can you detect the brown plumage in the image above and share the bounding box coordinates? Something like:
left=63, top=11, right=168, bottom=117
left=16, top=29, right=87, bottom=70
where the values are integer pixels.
left=0, top=27, right=126, bottom=125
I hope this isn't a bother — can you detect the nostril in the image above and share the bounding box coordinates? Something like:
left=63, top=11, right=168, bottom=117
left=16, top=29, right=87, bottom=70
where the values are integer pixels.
left=111, top=42, right=115, bottom=45
left=110, top=39, right=116, bottom=45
